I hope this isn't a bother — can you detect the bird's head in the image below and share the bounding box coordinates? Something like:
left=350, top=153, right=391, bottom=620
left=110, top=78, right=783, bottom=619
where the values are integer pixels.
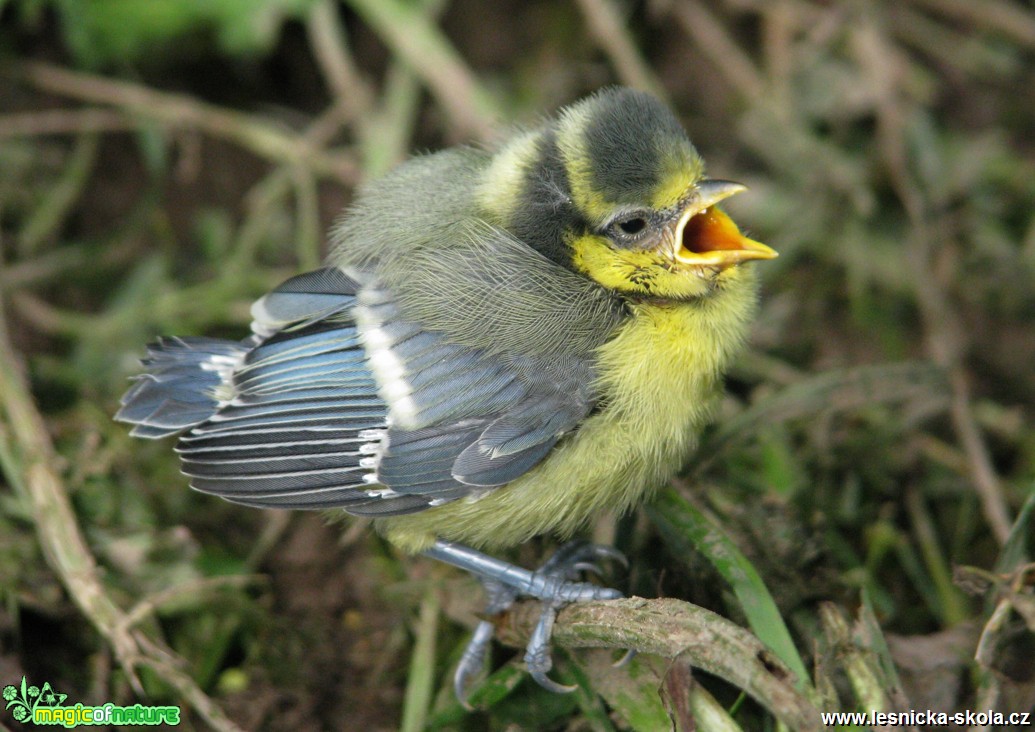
left=480, top=88, right=776, bottom=300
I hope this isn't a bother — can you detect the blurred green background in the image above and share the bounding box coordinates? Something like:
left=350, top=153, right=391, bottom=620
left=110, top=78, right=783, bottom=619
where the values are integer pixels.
left=1, top=1, right=1033, bottom=730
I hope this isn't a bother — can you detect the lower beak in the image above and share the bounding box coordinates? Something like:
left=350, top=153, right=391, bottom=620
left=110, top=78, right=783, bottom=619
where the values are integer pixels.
left=670, top=180, right=777, bottom=267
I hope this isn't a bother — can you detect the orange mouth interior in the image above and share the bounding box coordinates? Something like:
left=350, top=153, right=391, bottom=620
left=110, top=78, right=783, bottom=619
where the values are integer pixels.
left=681, top=207, right=750, bottom=255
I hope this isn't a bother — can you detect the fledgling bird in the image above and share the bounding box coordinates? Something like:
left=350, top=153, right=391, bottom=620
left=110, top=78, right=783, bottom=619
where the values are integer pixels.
left=116, top=87, right=776, bottom=698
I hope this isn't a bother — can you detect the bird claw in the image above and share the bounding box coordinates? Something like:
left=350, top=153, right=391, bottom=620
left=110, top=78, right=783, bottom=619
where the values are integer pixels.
left=454, top=620, right=496, bottom=709
left=428, top=539, right=629, bottom=701
left=529, top=668, right=578, bottom=694
left=613, top=648, right=637, bottom=668
left=572, top=561, right=604, bottom=578
left=524, top=602, right=578, bottom=693
left=454, top=579, right=518, bottom=706
left=542, top=541, right=628, bottom=577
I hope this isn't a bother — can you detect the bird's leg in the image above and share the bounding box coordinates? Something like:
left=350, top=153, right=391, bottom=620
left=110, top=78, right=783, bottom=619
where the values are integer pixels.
left=424, top=539, right=625, bottom=700
left=452, top=578, right=515, bottom=706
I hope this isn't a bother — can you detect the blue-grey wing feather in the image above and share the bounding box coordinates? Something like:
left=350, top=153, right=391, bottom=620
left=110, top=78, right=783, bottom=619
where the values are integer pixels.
left=118, top=263, right=601, bottom=514
left=354, top=281, right=596, bottom=493
left=250, top=267, right=359, bottom=335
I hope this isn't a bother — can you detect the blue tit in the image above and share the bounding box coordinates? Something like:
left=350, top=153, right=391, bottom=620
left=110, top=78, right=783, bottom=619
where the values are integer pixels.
left=117, top=87, right=776, bottom=698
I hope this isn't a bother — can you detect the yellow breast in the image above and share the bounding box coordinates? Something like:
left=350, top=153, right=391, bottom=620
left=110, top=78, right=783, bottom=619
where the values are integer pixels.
left=378, top=277, right=758, bottom=553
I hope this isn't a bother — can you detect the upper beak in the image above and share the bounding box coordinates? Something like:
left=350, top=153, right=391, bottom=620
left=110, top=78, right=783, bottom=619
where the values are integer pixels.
left=669, top=179, right=777, bottom=267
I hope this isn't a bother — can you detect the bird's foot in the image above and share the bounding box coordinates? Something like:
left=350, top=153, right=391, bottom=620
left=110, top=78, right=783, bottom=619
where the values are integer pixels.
left=521, top=542, right=627, bottom=692
left=453, top=579, right=516, bottom=706
left=428, top=540, right=624, bottom=703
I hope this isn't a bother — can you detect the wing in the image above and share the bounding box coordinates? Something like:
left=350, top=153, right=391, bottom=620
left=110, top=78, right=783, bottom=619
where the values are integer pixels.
left=171, top=266, right=601, bottom=515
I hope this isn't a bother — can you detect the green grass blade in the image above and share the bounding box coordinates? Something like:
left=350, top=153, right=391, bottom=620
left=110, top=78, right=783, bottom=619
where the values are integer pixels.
left=648, top=487, right=812, bottom=690
left=400, top=589, right=439, bottom=732
left=996, top=488, right=1035, bottom=572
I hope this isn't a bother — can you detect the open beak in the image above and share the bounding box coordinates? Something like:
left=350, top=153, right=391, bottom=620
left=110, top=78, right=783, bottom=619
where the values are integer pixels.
left=669, top=179, right=777, bottom=268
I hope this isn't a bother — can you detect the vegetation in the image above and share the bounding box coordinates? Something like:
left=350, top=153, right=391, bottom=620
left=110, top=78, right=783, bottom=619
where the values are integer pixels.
left=1, top=1, right=1033, bottom=729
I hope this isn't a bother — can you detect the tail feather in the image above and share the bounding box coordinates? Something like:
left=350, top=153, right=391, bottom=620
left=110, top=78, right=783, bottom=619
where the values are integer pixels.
left=116, top=337, right=249, bottom=438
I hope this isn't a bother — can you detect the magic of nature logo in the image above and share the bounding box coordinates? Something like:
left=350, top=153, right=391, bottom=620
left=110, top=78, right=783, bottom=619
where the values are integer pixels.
left=3, top=676, right=181, bottom=727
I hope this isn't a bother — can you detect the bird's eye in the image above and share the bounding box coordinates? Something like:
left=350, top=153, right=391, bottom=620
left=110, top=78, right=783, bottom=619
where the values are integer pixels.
left=615, top=216, right=647, bottom=235
left=618, top=217, right=646, bottom=234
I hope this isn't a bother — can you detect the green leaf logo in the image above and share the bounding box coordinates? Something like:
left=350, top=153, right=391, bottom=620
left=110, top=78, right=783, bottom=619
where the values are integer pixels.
left=4, top=676, right=67, bottom=723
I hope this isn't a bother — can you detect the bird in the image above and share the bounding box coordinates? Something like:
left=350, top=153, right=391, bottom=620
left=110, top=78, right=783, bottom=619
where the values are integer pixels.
left=116, top=87, right=777, bottom=700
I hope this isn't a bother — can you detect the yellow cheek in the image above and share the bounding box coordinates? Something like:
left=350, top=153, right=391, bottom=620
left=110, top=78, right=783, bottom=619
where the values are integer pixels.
left=570, top=233, right=711, bottom=299
left=570, top=233, right=649, bottom=291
